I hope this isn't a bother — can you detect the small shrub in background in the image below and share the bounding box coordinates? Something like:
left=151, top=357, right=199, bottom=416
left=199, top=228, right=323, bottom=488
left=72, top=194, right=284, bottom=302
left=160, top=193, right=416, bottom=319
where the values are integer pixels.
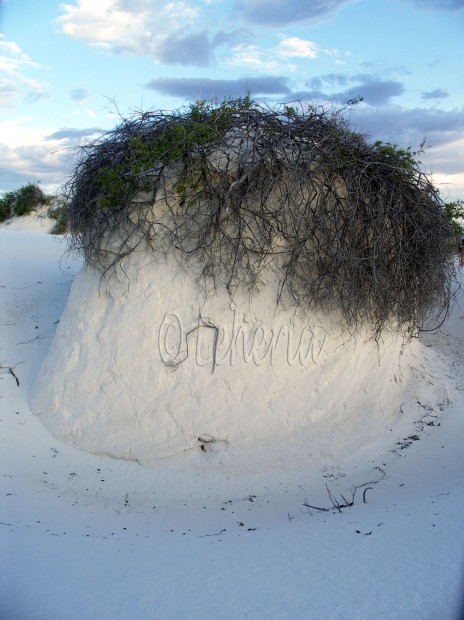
left=0, top=183, right=51, bottom=220
left=444, top=199, right=464, bottom=238
left=13, top=183, right=50, bottom=216
left=0, top=190, right=16, bottom=222
left=48, top=203, right=68, bottom=235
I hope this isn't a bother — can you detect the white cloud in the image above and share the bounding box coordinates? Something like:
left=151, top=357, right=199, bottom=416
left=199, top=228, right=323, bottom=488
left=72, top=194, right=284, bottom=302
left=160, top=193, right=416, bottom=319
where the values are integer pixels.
left=0, top=38, right=21, bottom=57
left=56, top=0, right=200, bottom=57
left=225, top=36, right=340, bottom=74
left=0, top=117, right=47, bottom=147
left=424, top=135, right=464, bottom=175
left=57, top=0, right=151, bottom=52
left=0, top=117, right=93, bottom=192
left=0, top=35, right=49, bottom=106
left=276, top=36, right=320, bottom=59
left=163, top=0, right=199, bottom=26
left=0, top=36, right=41, bottom=74
left=0, top=139, right=73, bottom=192
left=431, top=171, right=464, bottom=202
left=225, top=45, right=292, bottom=72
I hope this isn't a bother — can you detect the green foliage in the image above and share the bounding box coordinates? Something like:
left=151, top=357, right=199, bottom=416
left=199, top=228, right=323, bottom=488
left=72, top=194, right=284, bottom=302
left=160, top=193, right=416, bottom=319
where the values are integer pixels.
left=373, top=141, right=420, bottom=175
left=0, top=190, right=16, bottom=222
left=14, top=182, right=50, bottom=215
left=444, top=199, right=464, bottom=236
left=283, top=105, right=296, bottom=117
left=95, top=95, right=254, bottom=210
left=48, top=203, right=68, bottom=235
left=95, top=164, right=127, bottom=210
left=0, top=183, right=50, bottom=219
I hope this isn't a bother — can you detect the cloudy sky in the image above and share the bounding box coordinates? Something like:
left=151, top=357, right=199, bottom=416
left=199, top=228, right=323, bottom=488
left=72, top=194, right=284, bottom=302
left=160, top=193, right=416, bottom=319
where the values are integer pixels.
left=1, top=0, right=463, bottom=200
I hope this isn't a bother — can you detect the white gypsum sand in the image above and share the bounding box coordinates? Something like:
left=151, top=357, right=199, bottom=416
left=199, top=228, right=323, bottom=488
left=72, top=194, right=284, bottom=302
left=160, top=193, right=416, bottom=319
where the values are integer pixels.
left=2, top=220, right=464, bottom=620
left=28, top=245, right=434, bottom=470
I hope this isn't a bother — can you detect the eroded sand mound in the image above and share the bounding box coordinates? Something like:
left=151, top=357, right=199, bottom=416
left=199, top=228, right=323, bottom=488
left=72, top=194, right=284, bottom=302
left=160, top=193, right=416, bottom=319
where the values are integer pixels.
left=29, top=250, right=426, bottom=469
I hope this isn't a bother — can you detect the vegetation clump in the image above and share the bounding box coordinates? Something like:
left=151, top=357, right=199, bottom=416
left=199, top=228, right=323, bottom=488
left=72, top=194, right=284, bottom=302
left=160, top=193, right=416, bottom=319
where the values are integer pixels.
left=444, top=199, right=464, bottom=237
left=0, top=182, right=51, bottom=221
left=48, top=201, right=69, bottom=235
left=0, top=191, right=15, bottom=222
left=65, top=97, right=455, bottom=338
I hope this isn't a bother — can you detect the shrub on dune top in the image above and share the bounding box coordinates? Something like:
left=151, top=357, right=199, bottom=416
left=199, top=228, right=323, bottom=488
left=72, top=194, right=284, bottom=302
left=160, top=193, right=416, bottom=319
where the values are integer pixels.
left=63, top=96, right=456, bottom=339
left=0, top=182, right=51, bottom=220
left=14, top=183, right=50, bottom=216
left=48, top=201, right=69, bottom=235
left=0, top=190, right=16, bottom=222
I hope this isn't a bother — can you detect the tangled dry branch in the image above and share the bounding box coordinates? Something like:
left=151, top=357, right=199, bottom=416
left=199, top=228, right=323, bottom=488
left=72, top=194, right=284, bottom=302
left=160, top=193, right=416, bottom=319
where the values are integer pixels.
left=65, top=99, right=455, bottom=338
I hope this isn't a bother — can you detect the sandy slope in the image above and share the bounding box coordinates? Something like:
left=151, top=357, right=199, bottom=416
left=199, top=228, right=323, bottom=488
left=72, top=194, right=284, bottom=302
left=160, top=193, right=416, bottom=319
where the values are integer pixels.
left=28, top=246, right=427, bottom=470
left=1, top=221, right=463, bottom=620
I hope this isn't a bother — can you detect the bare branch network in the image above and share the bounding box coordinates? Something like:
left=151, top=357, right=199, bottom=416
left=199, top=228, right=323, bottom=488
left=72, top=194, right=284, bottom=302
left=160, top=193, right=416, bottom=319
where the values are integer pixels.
left=65, top=99, right=455, bottom=339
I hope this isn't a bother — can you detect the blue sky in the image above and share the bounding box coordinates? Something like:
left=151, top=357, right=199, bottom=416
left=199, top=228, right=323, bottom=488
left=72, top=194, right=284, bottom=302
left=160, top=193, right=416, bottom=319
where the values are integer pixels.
left=1, top=0, right=463, bottom=200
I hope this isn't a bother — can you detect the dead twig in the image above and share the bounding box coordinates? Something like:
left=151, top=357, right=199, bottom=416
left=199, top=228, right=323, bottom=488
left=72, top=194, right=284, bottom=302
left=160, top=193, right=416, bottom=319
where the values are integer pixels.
left=0, top=363, right=21, bottom=387
left=304, top=468, right=385, bottom=513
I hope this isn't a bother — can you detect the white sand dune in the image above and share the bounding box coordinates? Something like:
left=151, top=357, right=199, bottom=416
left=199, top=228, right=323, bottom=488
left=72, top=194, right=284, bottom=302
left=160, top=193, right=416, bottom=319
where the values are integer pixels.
left=28, top=248, right=432, bottom=471
left=1, top=217, right=463, bottom=619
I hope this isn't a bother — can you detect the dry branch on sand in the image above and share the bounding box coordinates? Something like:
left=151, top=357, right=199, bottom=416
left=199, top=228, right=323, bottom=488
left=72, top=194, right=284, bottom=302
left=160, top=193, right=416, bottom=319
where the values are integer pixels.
left=64, top=97, right=455, bottom=338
